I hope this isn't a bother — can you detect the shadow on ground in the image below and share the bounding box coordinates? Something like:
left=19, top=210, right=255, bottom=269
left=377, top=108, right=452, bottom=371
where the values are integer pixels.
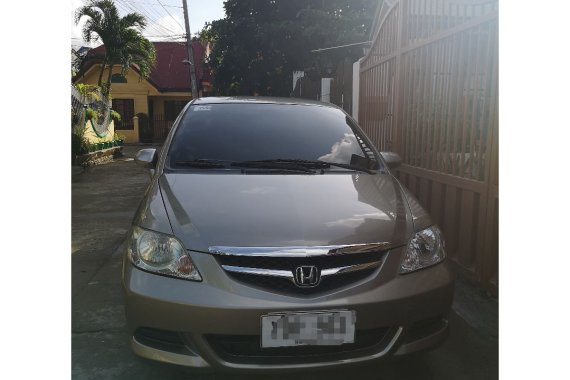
left=72, top=145, right=497, bottom=380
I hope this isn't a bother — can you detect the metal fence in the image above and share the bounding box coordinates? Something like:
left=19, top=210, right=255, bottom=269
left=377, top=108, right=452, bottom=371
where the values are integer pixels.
left=71, top=85, right=112, bottom=136
left=139, top=114, right=176, bottom=143
left=359, top=0, right=498, bottom=294
left=71, top=85, right=84, bottom=128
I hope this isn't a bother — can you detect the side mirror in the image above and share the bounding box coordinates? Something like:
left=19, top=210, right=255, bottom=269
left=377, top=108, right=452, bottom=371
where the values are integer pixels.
left=380, top=151, right=402, bottom=170
left=135, top=148, right=158, bottom=169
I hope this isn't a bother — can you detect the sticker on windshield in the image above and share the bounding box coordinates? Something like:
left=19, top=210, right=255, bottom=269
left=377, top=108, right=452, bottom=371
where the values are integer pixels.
left=193, top=105, right=212, bottom=112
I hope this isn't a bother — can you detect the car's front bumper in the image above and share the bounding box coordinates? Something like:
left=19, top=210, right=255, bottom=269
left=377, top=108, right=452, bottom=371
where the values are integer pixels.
left=122, top=247, right=454, bottom=372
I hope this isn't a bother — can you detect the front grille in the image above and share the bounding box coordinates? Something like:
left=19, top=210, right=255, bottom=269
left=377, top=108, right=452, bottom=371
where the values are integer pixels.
left=216, top=251, right=384, bottom=270
left=228, top=268, right=377, bottom=295
left=205, top=327, right=394, bottom=365
left=215, top=251, right=386, bottom=295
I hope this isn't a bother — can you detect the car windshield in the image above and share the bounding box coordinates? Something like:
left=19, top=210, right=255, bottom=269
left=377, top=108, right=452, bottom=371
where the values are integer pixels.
left=166, top=103, right=382, bottom=172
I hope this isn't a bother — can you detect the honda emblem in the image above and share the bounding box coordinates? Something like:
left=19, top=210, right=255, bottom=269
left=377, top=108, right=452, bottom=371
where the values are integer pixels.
left=294, top=266, right=321, bottom=287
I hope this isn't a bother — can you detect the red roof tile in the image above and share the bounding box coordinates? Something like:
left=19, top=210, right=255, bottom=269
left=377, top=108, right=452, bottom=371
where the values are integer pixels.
left=81, top=41, right=208, bottom=93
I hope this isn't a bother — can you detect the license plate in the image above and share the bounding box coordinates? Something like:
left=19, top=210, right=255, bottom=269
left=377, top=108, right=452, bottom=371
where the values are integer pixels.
left=261, top=310, right=356, bottom=348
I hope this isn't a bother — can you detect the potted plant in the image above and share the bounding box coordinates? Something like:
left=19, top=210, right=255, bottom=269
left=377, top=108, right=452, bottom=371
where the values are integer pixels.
left=85, top=107, right=98, bottom=123
left=114, top=132, right=125, bottom=146
left=110, top=110, right=121, bottom=124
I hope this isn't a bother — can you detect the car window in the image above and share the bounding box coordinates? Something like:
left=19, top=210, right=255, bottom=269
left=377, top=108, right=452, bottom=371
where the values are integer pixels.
left=166, top=103, right=381, bottom=170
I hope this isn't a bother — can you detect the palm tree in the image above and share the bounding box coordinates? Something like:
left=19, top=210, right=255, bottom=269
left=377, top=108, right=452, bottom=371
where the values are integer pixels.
left=114, top=29, right=157, bottom=86
left=75, top=0, right=156, bottom=96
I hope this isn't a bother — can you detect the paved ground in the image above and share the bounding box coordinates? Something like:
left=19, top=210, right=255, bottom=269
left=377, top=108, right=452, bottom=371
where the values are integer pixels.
left=72, top=146, right=498, bottom=380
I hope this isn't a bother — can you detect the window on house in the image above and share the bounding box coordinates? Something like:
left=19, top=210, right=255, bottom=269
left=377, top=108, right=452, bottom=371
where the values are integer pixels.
left=164, top=100, right=188, bottom=121
left=111, top=73, right=127, bottom=83
left=112, top=99, right=135, bottom=130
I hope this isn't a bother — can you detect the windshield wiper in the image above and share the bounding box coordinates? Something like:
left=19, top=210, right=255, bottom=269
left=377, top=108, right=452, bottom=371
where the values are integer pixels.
left=255, top=159, right=330, bottom=168
left=254, top=159, right=377, bottom=174
left=230, top=160, right=316, bottom=173
left=174, top=159, right=227, bottom=168
left=173, top=158, right=377, bottom=174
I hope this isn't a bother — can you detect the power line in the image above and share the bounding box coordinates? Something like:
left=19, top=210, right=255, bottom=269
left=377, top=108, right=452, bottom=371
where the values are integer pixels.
left=128, top=0, right=168, bottom=25
left=140, top=2, right=185, bottom=37
left=116, top=0, right=156, bottom=30
left=117, top=0, right=181, bottom=37
left=130, top=0, right=185, bottom=38
left=142, top=34, right=185, bottom=38
left=156, top=0, right=185, bottom=31
left=136, top=1, right=182, bottom=9
left=74, top=0, right=186, bottom=45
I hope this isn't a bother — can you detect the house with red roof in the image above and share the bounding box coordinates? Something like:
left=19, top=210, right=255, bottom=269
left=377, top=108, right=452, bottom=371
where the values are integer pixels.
left=73, top=41, right=211, bottom=143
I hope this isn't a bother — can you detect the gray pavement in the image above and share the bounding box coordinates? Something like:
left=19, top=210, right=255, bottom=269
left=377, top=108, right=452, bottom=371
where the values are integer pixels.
left=72, top=146, right=498, bottom=379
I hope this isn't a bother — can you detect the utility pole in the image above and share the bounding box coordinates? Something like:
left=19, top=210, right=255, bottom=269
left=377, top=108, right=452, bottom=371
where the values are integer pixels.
left=182, top=0, right=198, bottom=99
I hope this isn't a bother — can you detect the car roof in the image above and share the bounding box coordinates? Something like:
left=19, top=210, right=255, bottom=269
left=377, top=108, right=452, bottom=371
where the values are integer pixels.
left=191, top=96, right=340, bottom=108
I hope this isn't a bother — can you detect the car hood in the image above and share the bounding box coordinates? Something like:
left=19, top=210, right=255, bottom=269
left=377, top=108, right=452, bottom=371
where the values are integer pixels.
left=158, top=172, right=414, bottom=252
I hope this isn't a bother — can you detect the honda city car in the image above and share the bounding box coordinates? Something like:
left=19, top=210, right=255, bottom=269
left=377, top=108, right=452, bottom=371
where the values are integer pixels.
left=122, top=97, right=454, bottom=372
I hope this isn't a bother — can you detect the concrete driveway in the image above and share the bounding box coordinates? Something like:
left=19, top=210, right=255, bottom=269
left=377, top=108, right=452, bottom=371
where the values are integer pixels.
left=72, top=146, right=498, bottom=380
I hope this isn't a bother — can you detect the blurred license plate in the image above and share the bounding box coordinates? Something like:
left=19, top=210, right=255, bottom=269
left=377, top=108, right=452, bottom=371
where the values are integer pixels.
left=261, top=310, right=356, bottom=348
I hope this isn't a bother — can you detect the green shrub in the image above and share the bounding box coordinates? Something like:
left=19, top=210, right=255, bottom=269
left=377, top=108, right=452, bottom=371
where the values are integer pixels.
left=75, top=83, right=101, bottom=102
left=110, top=110, right=121, bottom=122
left=72, top=126, right=90, bottom=156
left=85, top=108, right=98, bottom=122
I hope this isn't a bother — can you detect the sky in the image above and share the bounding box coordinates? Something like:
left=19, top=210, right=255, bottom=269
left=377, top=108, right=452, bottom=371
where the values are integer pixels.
left=71, top=0, right=226, bottom=48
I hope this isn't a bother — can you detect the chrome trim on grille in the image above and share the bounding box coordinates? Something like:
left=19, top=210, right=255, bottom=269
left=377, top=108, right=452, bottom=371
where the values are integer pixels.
left=221, top=260, right=382, bottom=281
left=209, top=243, right=393, bottom=257
left=221, top=265, right=294, bottom=280
left=320, top=261, right=382, bottom=276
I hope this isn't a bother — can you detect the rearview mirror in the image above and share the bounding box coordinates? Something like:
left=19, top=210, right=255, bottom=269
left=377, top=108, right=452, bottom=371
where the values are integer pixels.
left=380, top=152, right=402, bottom=170
left=135, top=148, right=158, bottom=169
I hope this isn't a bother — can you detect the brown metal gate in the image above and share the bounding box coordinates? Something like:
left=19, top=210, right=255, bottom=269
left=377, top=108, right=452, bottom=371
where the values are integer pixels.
left=140, top=115, right=175, bottom=143
left=359, top=0, right=498, bottom=294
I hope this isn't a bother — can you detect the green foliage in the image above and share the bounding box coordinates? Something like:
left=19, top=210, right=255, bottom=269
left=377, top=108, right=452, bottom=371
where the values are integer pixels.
left=72, top=126, right=90, bottom=156
left=85, top=107, right=98, bottom=121
left=75, top=0, right=156, bottom=95
left=118, top=32, right=157, bottom=82
left=200, top=0, right=376, bottom=96
left=110, top=109, right=121, bottom=121
left=75, top=83, right=101, bottom=102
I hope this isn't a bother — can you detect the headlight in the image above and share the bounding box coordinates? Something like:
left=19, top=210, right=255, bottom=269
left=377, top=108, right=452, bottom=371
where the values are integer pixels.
left=400, top=225, right=446, bottom=274
left=128, top=226, right=202, bottom=281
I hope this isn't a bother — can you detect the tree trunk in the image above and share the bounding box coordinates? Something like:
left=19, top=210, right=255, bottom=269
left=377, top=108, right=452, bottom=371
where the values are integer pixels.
left=97, top=55, right=107, bottom=87
left=105, top=63, right=114, bottom=97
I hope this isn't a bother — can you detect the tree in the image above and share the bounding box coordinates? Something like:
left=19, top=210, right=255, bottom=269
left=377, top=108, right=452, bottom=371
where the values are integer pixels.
left=200, top=0, right=376, bottom=96
left=75, top=0, right=156, bottom=96
left=116, top=29, right=157, bottom=84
